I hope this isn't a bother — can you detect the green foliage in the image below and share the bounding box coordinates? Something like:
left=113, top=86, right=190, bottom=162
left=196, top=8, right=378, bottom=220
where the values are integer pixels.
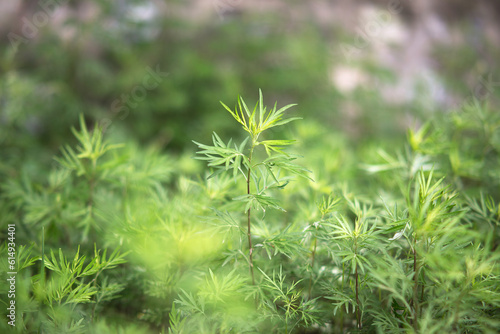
left=258, top=267, right=320, bottom=332
left=2, top=1, right=499, bottom=332
left=194, top=90, right=311, bottom=290
left=2, top=87, right=500, bottom=333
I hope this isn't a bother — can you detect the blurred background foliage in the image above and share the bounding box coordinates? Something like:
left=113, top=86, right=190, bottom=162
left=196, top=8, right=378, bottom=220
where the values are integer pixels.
left=1, top=0, right=499, bottom=167
left=1, top=0, right=500, bottom=333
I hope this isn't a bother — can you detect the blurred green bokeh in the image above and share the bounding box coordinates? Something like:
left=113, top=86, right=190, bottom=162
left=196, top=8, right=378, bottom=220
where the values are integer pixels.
left=1, top=1, right=500, bottom=333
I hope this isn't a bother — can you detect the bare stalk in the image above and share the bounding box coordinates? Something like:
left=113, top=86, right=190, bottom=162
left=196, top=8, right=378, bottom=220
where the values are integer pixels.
left=354, top=236, right=361, bottom=329
left=88, top=176, right=95, bottom=212
left=340, top=262, right=345, bottom=333
left=307, top=236, right=318, bottom=297
left=309, top=214, right=324, bottom=297
left=355, top=261, right=361, bottom=329
left=413, top=239, right=419, bottom=332
left=41, top=226, right=45, bottom=285
left=247, top=149, right=255, bottom=285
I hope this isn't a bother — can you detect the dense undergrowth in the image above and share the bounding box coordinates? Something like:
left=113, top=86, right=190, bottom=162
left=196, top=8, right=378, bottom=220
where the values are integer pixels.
left=1, top=89, right=500, bottom=333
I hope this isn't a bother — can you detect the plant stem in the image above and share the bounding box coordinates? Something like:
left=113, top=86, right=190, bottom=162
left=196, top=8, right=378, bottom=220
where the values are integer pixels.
left=420, top=238, right=428, bottom=302
left=413, top=239, right=419, bottom=332
left=354, top=234, right=361, bottom=330
left=309, top=214, right=324, bottom=298
left=453, top=289, right=467, bottom=331
left=420, top=265, right=425, bottom=303
left=88, top=175, right=95, bottom=214
left=355, top=262, right=360, bottom=329
left=311, top=237, right=318, bottom=270
left=247, top=148, right=255, bottom=286
left=39, top=227, right=45, bottom=334
left=340, top=262, right=345, bottom=333
left=308, top=236, right=317, bottom=298
left=41, top=226, right=45, bottom=285
left=91, top=269, right=102, bottom=323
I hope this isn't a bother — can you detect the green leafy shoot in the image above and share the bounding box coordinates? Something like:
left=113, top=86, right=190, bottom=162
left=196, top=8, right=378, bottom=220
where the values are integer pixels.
left=55, top=114, right=123, bottom=177
left=220, top=89, right=300, bottom=142
left=193, top=132, right=249, bottom=179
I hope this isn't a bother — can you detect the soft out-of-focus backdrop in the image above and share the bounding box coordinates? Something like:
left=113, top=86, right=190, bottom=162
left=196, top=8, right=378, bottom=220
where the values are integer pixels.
left=2, top=0, right=499, bottom=160
left=2, top=1, right=500, bottom=333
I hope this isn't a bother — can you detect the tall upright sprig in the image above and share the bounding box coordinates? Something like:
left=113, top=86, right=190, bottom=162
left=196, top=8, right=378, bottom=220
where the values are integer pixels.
left=325, top=197, right=380, bottom=330
left=193, top=90, right=310, bottom=285
left=405, top=169, right=463, bottom=330
left=55, top=114, right=123, bottom=240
